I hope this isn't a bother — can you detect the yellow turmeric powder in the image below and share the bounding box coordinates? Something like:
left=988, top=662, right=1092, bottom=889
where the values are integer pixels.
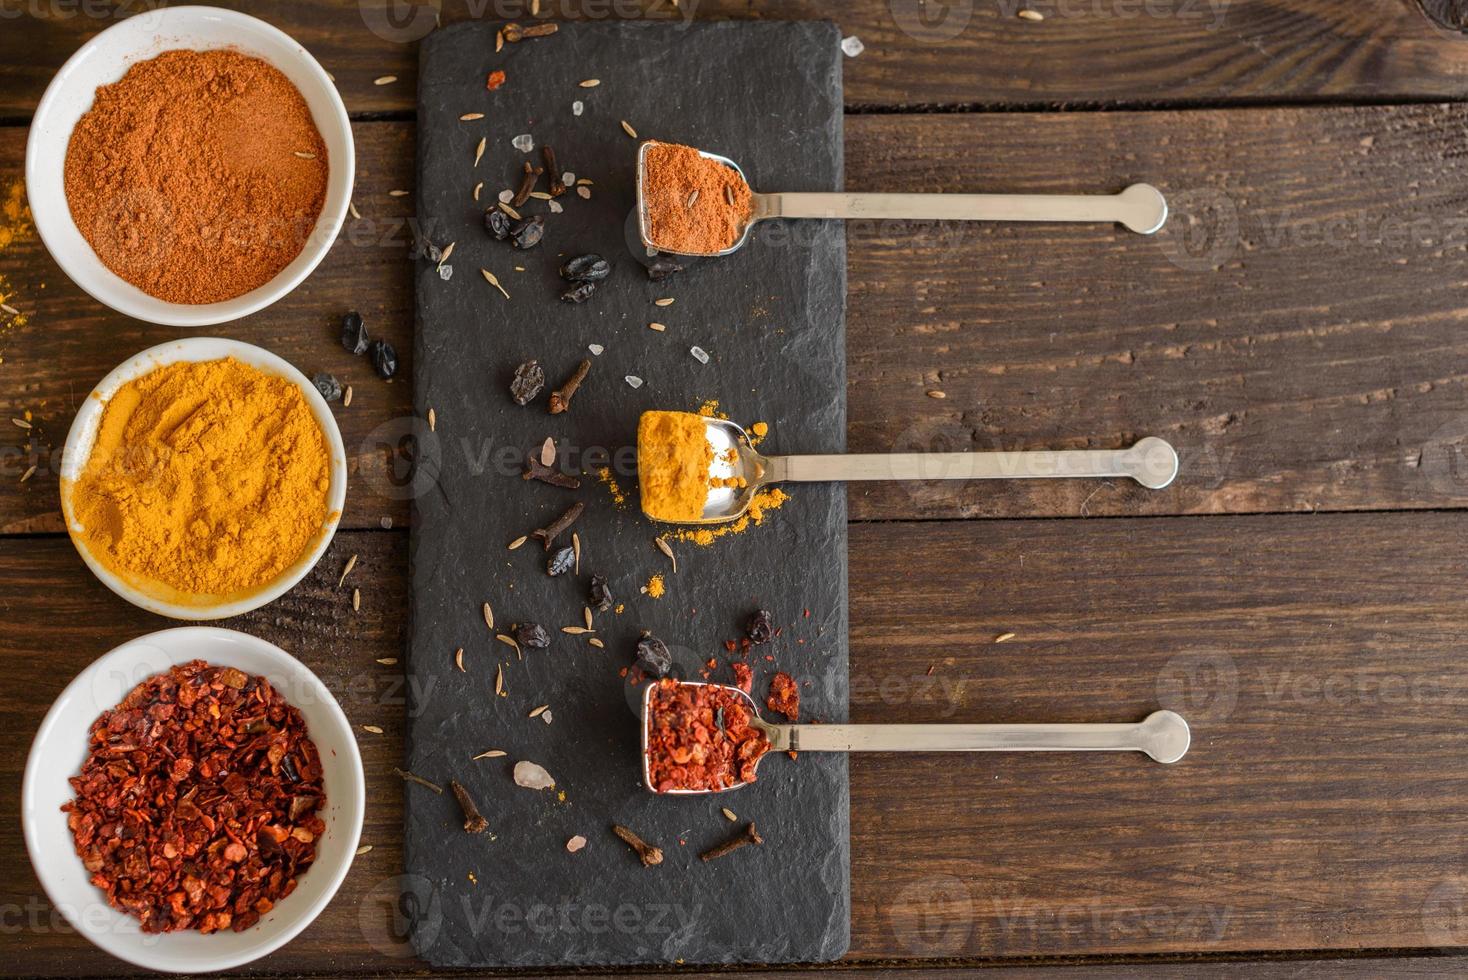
left=65, top=357, right=333, bottom=600
left=674, top=488, right=789, bottom=546
left=638, top=410, right=714, bottom=522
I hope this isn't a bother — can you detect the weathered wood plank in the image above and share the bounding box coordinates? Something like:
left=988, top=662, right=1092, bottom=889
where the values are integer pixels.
left=6, top=512, right=1468, bottom=971
left=4, top=0, right=1468, bottom=118
left=9, top=104, right=1468, bottom=528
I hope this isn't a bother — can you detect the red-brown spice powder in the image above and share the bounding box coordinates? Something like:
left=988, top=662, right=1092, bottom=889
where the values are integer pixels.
left=646, top=679, right=770, bottom=792
left=62, top=660, right=326, bottom=934
left=63, top=49, right=328, bottom=305
left=642, top=141, right=752, bottom=254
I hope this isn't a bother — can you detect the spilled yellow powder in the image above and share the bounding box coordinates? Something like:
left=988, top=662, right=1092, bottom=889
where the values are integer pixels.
left=645, top=573, right=665, bottom=598
left=673, top=488, right=789, bottom=546
left=749, top=420, right=768, bottom=446
left=0, top=179, right=31, bottom=251
left=596, top=466, right=626, bottom=507
left=65, top=357, right=333, bottom=599
left=697, top=399, right=727, bottom=419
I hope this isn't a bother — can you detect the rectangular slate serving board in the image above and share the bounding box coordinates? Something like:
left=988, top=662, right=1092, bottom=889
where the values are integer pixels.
left=407, top=20, right=847, bottom=967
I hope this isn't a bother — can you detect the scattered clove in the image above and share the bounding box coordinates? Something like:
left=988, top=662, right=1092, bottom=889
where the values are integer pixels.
left=612, top=824, right=663, bottom=867
left=700, top=822, right=763, bottom=862
left=450, top=780, right=489, bottom=833
left=511, top=163, right=539, bottom=207
left=523, top=455, right=581, bottom=489
left=543, top=145, right=565, bottom=196
left=393, top=767, right=443, bottom=794
left=549, top=359, right=591, bottom=414
left=532, top=502, right=585, bottom=549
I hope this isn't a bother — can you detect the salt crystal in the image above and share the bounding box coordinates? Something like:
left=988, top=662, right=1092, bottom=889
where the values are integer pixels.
left=566, top=835, right=587, bottom=853
left=841, top=35, right=864, bottom=57
left=572, top=100, right=584, bottom=116
left=624, top=375, right=643, bottom=389
left=588, top=344, right=604, bottom=356
left=541, top=710, right=553, bottom=725
left=511, top=133, right=535, bottom=152
left=498, top=189, right=514, bottom=203
left=438, top=264, right=453, bottom=281
left=561, top=171, right=575, bottom=186
left=513, top=761, right=555, bottom=790
left=547, top=199, right=564, bottom=214
left=689, top=346, right=709, bottom=364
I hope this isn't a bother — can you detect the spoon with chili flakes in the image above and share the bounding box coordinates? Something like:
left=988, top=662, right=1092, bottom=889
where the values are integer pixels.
left=637, top=410, right=1179, bottom=525
left=635, top=139, right=1168, bottom=258
left=641, top=679, right=1190, bottom=795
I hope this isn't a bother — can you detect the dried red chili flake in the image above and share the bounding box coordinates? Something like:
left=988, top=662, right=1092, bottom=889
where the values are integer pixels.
left=486, top=69, right=506, bottom=91
left=645, top=680, right=770, bottom=793
left=767, top=671, right=799, bottom=721
left=61, top=660, right=326, bottom=934
left=731, top=662, right=753, bottom=694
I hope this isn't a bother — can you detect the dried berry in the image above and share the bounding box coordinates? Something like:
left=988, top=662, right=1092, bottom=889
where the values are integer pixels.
left=369, top=339, right=398, bottom=380
left=647, top=257, right=683, bottom=281
left=745, top=609, right=774, bottom=645
left=560, top=254, right=611, bottom=282
left=510, top=360, right=545, bottom=405
left=514, top=622, right=551, bottom=649
left=509, top=215, right=545, bottom=249
left=635, top=632, right=672, bottom=678
left=311, top=371, right=342, bottom=402
left=589, top=574, right=613, bottom=612
left=560, top=281, right=597, bottom=304
left=485, top=208, right=511, bottom=240
left=547, top=545, right=576, bottom=576
left=341, top=310, right=369, bottom=355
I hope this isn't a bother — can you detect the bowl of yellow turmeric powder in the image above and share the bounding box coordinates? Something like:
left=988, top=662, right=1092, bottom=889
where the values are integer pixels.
left=59, top=338, right=347, bottom=619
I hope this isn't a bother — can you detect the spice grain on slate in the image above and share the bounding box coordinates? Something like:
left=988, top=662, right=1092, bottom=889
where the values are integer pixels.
left=64, top=49, right=328, bottom=304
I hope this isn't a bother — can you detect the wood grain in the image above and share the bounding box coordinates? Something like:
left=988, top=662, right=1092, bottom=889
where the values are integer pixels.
left=4, top=0, right=1468, bottom=118
left=10, top=104, right=1468, bottom=528
left=8, top=513, right=1468, bottom=972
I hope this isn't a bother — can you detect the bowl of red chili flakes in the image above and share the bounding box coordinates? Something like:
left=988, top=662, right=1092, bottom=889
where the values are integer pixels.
left=22, top=627, right=365, bottom=973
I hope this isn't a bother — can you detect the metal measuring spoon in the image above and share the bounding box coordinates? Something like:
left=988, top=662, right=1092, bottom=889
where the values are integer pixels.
left=644, top=414, right=1178, bottom=525
left=641, top=681, right=1190, bottom=795
left=635, top=141, right=1168, bottom=257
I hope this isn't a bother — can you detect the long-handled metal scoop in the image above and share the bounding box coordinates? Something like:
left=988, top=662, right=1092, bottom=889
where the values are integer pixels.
left=636, top=141, right=1168, bottom=257
left=642, top=681, right=1190, bottom=795
left=644, top=414, right=1178, bottom=525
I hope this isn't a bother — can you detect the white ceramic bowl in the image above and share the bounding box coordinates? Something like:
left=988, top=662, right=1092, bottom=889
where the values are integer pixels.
left=25, top=6, right=354, bottom=326
left=22, top=627, right=365, bottom=973
left=60, top=338, right=348, bottom=619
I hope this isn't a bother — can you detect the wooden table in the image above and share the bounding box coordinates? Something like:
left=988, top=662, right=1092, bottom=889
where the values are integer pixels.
left=6, top=1, right=1468, bottom=975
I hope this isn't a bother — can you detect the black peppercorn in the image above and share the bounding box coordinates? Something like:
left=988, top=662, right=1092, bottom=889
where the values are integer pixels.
left=485, top=209, right=511, bottom=240
left=635, top=633, right=672, bottom=678
left=509, top=215, right=544, bottom=249
left=560, top=282, right=596, bottom=304
left=311, top=372, right=342, bottom=402
left=745, top=609, right=774, bottom=645
left=510, top=360, right=545, bottom=405
left=368, top=339, right=398, bottom=380
left=340, top=311, right=369, bottom=355
left=589, top=574, right=613, bottom=613
left=547, top=545, right=576, bottom=576
left=560, top=254, right=611, bottom=282
left=514, top=622, right=551, bottom=649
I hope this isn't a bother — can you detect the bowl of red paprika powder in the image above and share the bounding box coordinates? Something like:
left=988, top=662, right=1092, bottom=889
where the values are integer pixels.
left=22, top=627, right=366, bottom=972
left=26, top=6, right=354, bottom=326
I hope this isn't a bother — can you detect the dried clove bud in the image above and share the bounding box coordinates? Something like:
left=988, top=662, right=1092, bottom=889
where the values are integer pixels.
left=549, top=359, right=591, bottom=414
left=700, top=822, right=763, bottom=862
left=532, top=502, right=585, bottom=549
left=612, top=824, right=663, bottom=867
left=450, top=780, right=489, bottom=833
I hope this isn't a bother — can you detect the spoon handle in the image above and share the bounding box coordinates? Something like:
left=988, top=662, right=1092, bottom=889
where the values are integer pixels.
left=783, top=711, right=1190, bottom=764
left=768, top=437, right=1178, bottom=490
left=759, top=183, right=1167, bottom=234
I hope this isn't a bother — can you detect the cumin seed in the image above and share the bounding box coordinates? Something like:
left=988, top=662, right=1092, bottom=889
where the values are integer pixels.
left=338, top=554, right=358, bottom=587
left=620, top=120, right=638, bottom=138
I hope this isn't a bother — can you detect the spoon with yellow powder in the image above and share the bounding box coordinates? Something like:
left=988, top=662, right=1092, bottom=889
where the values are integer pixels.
left=637, top=410, right=1178, bottom=524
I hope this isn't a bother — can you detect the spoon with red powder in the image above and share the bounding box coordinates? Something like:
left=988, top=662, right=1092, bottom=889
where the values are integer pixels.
left=641, top=679, right=1190, bottom=795
left=636, top=140, right=1168, bottom=258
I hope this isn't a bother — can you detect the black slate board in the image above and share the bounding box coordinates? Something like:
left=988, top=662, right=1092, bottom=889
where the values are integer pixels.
left=407, top=20, right=847, bottom=967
